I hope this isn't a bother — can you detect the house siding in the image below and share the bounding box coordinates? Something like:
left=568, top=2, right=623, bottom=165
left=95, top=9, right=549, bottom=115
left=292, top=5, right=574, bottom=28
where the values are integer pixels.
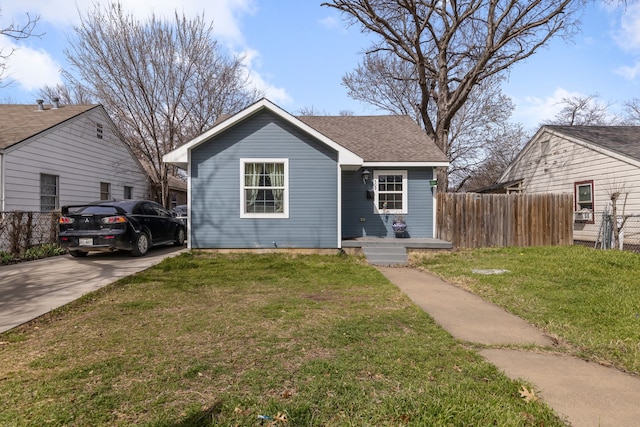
left=501, top=131, right=640, bottom=241
left=190, top=111, right=339, bottom=248
left=2, top=108, right=148, bottom=211
left=342, top=168, right=435, bottom=238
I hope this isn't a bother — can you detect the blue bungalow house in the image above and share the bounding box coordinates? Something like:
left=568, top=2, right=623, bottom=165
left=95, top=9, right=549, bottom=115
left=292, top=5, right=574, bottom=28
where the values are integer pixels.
left=163, top=98, right=449, bottom=249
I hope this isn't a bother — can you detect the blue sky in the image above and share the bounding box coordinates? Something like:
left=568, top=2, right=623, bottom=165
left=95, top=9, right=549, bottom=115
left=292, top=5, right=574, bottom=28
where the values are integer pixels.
left=1, top=1, right=639, bottom=131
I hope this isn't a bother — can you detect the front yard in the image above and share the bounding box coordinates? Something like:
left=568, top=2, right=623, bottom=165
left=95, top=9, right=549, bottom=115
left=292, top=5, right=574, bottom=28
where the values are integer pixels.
left=413, top=245, right=640, bottom=375
left=0, top=252, right=563, bottom=426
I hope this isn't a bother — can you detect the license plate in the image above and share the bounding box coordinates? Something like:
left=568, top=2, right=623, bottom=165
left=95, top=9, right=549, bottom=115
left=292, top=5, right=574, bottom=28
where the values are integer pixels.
left=79, top=238, right=93, bottom=246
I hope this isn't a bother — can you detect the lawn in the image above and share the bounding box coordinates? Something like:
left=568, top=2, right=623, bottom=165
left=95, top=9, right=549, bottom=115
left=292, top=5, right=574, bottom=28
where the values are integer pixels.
left=413, top=245, right=640, bottom=375
left=0, top=252, right=564, bottom=426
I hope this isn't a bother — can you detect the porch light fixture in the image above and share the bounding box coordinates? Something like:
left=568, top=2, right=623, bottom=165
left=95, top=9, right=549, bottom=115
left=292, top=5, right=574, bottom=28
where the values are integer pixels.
left=361, top=169, right=370, bottom=184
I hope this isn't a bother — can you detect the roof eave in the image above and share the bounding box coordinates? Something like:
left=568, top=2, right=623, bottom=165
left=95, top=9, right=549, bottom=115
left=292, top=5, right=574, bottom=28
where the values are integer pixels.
left=363, top=161, right=449, bottom=167
left=163, top=98, right=364, bottom=167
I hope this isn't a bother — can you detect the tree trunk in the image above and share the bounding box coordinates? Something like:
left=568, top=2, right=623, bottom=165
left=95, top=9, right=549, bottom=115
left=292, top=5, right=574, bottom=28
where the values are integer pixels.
left=611, top=192, right=621, bottom=250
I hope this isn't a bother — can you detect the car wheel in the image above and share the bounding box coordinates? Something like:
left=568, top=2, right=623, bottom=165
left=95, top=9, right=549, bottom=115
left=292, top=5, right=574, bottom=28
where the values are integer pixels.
left=69, top=250, right=88, bottom=258
left=174, top=227, right=186, bottom=246
left=131, top=232, right=150, bottom=257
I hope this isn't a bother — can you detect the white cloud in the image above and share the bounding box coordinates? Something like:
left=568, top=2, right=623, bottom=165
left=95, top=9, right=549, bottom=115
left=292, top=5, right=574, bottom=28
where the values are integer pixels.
left=4, top=41, right=62, bottom=91
left=2, top=0, right=291, bottom=105
left=4, top=0, right=257, bottom=45
left=615, top=61, right=640, bottom=80
left=239, top=49, right=292, bottom=105
left=614, top=3, right=640, bottom=51
left=513, top=87, right=583, bottom=128
left=319, top=15, right=339, bottom=29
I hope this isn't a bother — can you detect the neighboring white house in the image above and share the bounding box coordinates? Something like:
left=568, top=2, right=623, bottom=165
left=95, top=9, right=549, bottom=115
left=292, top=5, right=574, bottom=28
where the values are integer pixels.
left=496, top=125, right=640, bottom=244
left=0, top=101, right=149, bottom=212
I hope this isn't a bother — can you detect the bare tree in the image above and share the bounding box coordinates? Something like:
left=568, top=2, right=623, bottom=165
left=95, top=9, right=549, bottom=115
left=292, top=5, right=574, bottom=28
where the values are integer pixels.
left=64, top=2, right=260, bottom=206
left=544, top=94, right=621, bottom=126
left=39, top=83, right=95, bottom=105
left=0, top=9, right=40, bottom=85
left=597, top=180, right=631, bottom=250
left=457, top=122, right=530, bottom=192
left=324, top=0, right=585, bottom=191
left=622, top=98, right=640, bottom=124
left=343, top=51, right=521, bottom=190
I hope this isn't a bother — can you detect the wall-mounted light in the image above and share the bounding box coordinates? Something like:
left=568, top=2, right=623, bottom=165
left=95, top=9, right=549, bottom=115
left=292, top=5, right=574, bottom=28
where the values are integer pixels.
left=361, top=169, right=370, bottom=184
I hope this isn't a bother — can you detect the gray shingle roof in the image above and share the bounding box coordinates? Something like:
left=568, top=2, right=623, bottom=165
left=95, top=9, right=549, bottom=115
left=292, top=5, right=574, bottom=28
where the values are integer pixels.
left=0, top=104, right=98, bottom=150
left=545, top=125, right=640, bottom=162
left=298, top=115, right=448, bottom=163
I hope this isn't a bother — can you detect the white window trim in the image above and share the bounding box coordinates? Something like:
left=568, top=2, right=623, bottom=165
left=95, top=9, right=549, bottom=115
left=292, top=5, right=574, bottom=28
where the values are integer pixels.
left=240, top=158, right=289, bottom=219
left=373, top=170, right=408, bottom=215
left=575, top=181, right=594, bottom=211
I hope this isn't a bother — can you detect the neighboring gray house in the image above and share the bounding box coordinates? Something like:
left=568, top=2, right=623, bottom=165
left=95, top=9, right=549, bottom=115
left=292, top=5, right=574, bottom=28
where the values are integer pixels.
left=497, top=125, right=640, bottom=244
left=0, top=101, right=149, bottom=212
left=163, top=98, right=448, bottom=249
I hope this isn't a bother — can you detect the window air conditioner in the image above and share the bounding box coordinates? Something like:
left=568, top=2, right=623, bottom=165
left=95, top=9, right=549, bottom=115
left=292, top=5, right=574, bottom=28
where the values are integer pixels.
left=574, top=210, right=593, bottom=221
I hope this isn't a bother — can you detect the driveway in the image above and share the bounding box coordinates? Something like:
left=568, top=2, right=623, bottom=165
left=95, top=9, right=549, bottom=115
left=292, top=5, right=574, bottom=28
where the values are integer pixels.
left=0, top=246, right=186, bottom=333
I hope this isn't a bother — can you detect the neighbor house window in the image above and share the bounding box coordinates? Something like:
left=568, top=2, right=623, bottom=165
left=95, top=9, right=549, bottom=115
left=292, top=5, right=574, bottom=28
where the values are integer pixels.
left=575, top=180, right=594, bottom=211
left=40, top=174, right=59, bottom=212
left=96, top=122, right=103, bottom=139
left=241, top=159, right=288, bottom=218
left=100, top=182, right=111, bottom=200
left=374, top=170, right=408, bottom=214
left=124, top=186, right=133, bottom=199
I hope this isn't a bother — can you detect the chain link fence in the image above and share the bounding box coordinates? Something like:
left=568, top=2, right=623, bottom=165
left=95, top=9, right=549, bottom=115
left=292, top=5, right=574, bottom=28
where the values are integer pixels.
left=0, top=211, right=60, bottom=256
left=575, top=212, right=640, bottom=252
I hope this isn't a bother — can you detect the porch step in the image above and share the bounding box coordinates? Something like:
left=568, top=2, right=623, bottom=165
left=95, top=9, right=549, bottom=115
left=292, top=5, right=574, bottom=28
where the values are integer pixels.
left=362, top=245, right=408, bottom=267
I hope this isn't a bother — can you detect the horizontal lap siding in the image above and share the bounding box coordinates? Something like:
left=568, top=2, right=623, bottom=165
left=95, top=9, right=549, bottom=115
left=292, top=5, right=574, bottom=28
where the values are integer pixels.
left=191, top=111, right=338, bottom=248
left=342, top=168, right=435, bottom=238
left=3, top=109, right=148, bottom=211
left=501, top=132, right=640, bottom=242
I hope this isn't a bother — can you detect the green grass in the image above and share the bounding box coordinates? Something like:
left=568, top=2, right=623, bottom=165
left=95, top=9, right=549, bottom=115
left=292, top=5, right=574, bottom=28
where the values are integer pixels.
left=0, top=252, right=564, bottom=426
left=414, top=245, right=640, bottom=374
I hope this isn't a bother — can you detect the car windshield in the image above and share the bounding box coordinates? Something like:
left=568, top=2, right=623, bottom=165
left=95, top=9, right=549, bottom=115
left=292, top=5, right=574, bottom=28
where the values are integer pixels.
left=174, top=205, right=187, bottom=215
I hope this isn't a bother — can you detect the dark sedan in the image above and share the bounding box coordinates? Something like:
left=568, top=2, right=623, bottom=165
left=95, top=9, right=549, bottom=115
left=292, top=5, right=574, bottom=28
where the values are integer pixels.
left=59, top=200, right=186, bottom=257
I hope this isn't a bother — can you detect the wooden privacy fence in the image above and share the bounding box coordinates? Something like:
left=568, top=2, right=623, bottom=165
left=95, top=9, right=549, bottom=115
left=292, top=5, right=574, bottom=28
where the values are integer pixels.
left=437, top=193, right=574, bottom=249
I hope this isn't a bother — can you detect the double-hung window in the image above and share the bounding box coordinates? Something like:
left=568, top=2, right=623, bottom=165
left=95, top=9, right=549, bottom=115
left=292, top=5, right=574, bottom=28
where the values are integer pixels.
left=374, top=170, right=408, bottom=214
left=124, top=186, right=133, bottom=200
left=100, top=182, right=111, bottom=200
left=241, top=159, right=289, bottom=218
left=575, top=180, right=594, bottom=211
left=40, top=174, right=59, bottom=212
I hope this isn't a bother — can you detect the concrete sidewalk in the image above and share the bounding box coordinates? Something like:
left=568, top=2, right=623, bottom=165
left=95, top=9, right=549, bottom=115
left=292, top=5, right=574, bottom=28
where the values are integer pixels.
left=377, top=266, right=640, bottom=427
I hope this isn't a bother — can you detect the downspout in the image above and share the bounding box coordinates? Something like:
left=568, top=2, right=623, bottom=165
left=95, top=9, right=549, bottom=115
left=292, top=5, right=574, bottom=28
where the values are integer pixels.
left=432, top=167, right=437, bottom=238
left=0, top=153, right=4, bottom=212
left=187, top=154, right=192, bottom=250
left=336, top=164, right=342, bottom=248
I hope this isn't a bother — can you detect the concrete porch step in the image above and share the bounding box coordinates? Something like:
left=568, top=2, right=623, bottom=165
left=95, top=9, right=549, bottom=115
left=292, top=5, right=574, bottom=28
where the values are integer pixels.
left=362, top=245, right=408, bottom=266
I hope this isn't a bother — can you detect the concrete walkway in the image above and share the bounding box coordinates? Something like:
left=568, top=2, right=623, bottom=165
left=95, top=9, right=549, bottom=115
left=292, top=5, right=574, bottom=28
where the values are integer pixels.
left=0, top=246, right=186, bottom=333
left=377, top=266, right=640, bottom=427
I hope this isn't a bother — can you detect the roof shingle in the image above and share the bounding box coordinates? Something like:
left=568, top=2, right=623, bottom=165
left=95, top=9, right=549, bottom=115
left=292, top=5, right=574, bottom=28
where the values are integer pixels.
left=0, top=104, right=98, bottom=150
left=297, top=115, right=448, bottom=163
left=545, top=125, right=640, bottom=162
